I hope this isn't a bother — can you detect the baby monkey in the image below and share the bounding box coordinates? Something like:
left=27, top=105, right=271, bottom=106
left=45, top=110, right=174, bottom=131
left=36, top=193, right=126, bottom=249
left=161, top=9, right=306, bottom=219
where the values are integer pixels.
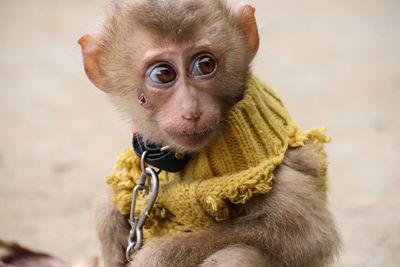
left=79, top=0, right=340, bottom=266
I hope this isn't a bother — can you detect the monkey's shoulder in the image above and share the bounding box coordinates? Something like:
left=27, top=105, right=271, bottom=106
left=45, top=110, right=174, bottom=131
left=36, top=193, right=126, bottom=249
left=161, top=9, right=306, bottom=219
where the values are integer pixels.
left=277, top=142, right=329, bottom=194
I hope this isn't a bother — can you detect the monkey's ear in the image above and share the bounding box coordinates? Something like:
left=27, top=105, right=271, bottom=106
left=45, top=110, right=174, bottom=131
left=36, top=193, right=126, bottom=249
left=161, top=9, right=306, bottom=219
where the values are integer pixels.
left=233, top=4, right=260, bottom=63
left=78, top=33, right=108, bottom=92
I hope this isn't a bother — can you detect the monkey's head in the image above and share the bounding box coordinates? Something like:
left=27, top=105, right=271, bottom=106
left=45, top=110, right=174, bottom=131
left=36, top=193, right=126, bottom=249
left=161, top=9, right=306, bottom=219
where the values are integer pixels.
left=79, top=0, right=259, bottom=153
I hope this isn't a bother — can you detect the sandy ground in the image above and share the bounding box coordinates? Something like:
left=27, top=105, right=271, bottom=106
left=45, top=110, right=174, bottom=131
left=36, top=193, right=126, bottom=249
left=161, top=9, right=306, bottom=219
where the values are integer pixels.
left=0, top=0, right=399, bottom=266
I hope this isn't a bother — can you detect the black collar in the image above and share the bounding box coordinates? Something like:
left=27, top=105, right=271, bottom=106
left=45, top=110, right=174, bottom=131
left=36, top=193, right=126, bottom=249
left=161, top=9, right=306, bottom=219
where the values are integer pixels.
left=132, top=134, right=192, bottom=173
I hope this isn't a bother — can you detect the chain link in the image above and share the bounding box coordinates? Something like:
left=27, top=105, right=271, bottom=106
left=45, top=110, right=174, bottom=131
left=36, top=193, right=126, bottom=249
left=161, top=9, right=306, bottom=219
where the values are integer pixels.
left=125, top=155, right=160, bottom=261
left=125, top=145, right=171, bottom=261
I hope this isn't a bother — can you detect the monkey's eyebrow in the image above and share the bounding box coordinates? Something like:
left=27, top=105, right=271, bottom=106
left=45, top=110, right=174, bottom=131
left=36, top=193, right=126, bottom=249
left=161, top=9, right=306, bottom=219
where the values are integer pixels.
left=193, top=39, right=213, bottom=48
left=139, top=40, right=220, bottom=71
left=142, top=45, right=190, bottom=61
left=142, top=49, right=170, bottom=63
left=143, top=39, right=215, bottom=59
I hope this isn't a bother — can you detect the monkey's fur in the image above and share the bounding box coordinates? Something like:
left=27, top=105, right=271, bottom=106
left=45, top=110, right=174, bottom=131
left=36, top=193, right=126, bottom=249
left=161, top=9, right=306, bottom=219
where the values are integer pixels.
left=79, top=0, right=341, bottom=266
left=96, top=144, right=340, bottom=266
left=0, top=240, right=98, bottom=267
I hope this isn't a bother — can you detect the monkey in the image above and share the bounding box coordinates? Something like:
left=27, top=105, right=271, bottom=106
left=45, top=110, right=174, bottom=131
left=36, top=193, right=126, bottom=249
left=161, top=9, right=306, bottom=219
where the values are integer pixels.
left=0, top=240, right=98, bottom=267
left=78, top=0, right=341, bottom=266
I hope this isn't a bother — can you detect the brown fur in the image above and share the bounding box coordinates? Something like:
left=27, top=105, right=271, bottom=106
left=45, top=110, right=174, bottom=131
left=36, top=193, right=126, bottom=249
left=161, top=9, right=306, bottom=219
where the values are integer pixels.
left=79, top=0, right=340, bottom=266
left=0, top=240, right=98, bottom=267
left=95, top=190, right=130, bottom=267
left=200, top=244, right=268, bottom=267
left=93, top=0, right=251, bottom=152
left=96, top=144, right=340, bottom=267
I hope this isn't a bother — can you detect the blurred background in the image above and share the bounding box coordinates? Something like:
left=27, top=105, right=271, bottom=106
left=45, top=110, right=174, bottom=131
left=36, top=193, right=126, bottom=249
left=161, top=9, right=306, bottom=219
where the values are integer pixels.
left=0, top=0, right=399, bottom=266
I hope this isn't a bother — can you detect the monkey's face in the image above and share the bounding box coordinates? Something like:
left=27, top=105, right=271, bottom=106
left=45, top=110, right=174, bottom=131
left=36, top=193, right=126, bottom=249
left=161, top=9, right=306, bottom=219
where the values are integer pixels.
left=134, top=40, right=227, bottom=152
left=79, top=1, right=260, bottom=153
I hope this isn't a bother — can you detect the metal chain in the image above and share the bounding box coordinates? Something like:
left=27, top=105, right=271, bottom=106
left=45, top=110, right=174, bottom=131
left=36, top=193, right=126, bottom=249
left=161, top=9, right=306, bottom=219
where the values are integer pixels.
left=125, top=146, right=170, bottom=261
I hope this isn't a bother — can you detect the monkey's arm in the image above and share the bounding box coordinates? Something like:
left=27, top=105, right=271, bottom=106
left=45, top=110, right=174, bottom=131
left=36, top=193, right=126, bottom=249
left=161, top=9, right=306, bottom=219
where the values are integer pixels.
left=130, top=143, right=340, bottom=267
left=95, top=190, right=130, bottom=267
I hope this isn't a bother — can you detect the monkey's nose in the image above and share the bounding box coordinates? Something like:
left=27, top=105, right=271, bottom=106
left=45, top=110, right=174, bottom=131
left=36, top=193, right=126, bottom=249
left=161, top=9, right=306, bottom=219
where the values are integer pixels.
left=183, top=112, right=201, bottom=121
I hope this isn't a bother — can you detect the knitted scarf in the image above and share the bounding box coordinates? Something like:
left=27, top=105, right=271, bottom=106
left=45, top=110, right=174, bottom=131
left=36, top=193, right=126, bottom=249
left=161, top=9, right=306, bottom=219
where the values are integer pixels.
left=106, top=73, right=330, bottom=238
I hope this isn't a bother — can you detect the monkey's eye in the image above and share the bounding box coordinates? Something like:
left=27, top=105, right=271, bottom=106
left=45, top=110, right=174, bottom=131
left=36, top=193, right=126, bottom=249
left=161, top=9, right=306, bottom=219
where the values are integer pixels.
left=149, top=64, right=176, bottom=84
left=192, top=55, right=217, bottom=76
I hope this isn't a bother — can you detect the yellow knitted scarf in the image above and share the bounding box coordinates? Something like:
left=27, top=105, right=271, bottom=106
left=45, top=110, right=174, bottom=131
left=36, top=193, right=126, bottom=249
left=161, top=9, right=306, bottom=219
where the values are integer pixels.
left=106, top=73, right=330, bottom=238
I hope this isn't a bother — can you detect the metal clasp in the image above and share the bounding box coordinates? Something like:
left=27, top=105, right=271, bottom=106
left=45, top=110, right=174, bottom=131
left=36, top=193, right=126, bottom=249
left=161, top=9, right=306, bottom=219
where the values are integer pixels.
left=125, top=167, right=159, bottom=261
left=125, top=146, right=170, bottom=261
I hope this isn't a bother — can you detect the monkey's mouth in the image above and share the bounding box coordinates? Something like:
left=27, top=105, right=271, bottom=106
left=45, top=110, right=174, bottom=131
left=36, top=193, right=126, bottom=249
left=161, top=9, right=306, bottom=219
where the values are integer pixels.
left=165, top=127, right=214, bottom=149
left=167, top=127, right=213, bottom=139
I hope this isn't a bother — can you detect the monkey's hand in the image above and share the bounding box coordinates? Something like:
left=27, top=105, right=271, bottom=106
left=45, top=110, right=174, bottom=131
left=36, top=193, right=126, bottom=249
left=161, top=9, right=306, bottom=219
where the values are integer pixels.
left=129, top=143, right=340, bottom=267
